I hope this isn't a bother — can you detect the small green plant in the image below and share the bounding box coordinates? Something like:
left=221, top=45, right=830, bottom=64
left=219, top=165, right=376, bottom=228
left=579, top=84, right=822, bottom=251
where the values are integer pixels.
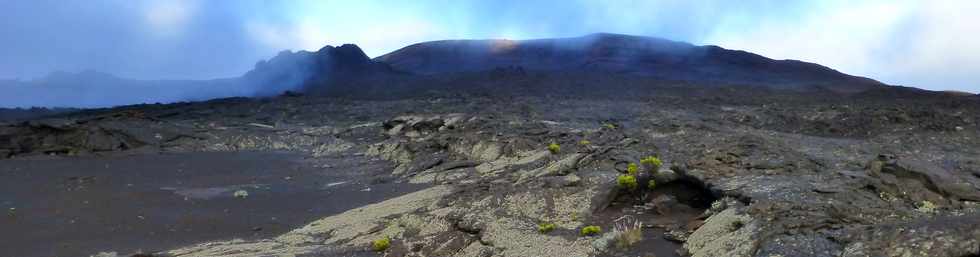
left=233, top=190, right=249, bottom=198
left=602, top=123, right=617, bottom=130
left=916, top=200, right=938, bottom=213
left=640, top=156, right=663, bottom=172
left=372, top=236, right=391, bottom=252
left=579, top=140, right=591, bottom=146
left=538, top=222, right=557, bottom=234
left=617, top=175, right=638, bottom=191
left=879, top=191, right=898, bottom=202
left=626, top=163, right=639, bottom=176
left=647, top=179, right=657, bottom=190
left=580, top=225, right=602, bottom=236
left=548, top=143, right=561, bottom=154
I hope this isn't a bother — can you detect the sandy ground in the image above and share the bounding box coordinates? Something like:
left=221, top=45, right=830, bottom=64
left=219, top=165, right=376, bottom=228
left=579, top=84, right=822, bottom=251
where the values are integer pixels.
left=0, top=151, right=426, bottom=257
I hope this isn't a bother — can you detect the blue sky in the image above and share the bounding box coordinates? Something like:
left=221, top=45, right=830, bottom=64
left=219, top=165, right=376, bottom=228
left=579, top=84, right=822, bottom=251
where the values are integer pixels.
left=1, top=0, right=977, bottom=92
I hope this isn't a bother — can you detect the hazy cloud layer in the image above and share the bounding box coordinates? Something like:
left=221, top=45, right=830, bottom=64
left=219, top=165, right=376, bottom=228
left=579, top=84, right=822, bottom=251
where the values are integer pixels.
left=0, top=0, right=976, bottom=93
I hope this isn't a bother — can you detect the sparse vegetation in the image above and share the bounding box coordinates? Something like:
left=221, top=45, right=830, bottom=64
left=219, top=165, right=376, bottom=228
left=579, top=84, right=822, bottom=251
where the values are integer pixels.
left=626, top=163, right=638, bottom=176
left=612, top=216, right=643, bottom=249
left=372, top=236, right=391, bottom=252
left=580, top=225, right=601, bottom=236
left=233, top=190, right=249, bottom=198
left=602, top=123, right=617, bottom=130
left=647, top=179, right=657, bottom=190
left=579, top=140, right=591, bottom=146
left=916, top=200, right=937, bottom=213
left=538, top=223, right=556, bottom=234
left=617, top=175, right=638, bottom=191
left=640, top=156, right=662, bottom=172
left=879, top=191, right=899, bottom=202
left=548, top=143, right=561, bottom=154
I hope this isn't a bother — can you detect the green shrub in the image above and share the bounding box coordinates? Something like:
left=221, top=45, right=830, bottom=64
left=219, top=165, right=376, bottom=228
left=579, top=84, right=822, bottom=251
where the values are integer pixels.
left=580, top=225, right=602, bottom=236
left=548, top=143, right=561, bottom=154
left=916, top=200, right=937, bottom=213
left=640, top=156, right=662, bottom=172
left=579, top=140, right=591, bottom=146
left=602, top=123, right=617, bottom=130
left=647, top=179, right=657, bottom=190
left=617, top=175, right=638, bottom=191
left=538, top=223, right=557, bottom=234
left=372, top=236, right=391, bottom=252
left=233, top=190, right=249, bottom=198
left=626, top=163, right=639, bottom=176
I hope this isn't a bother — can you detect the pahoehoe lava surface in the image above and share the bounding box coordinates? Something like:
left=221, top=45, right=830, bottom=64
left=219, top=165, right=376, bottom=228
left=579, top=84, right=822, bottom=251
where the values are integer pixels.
left=2, top=87, right=978, bottom=257
left=0, top=151, right=427, bottom=257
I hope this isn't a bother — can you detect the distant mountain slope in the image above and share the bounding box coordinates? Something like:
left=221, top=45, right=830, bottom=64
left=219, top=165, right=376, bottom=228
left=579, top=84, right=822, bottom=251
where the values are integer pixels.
left=376, top=33, right=885, bottom=93
left=243, top=44, right=396, bottom=95
left=0, top=45, right=394, bottom=108
left=0, top=71, right=243, bottom=108
left=0, top=33, right=902, bottom=108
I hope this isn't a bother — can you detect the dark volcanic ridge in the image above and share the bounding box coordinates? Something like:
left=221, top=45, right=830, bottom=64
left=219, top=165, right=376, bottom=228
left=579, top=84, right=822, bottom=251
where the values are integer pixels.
left=251, top=33, right=890, bottom=95
left=1, top=32, right=913, bottom=111
left=243, top=44, right=397, bottom=95
left=377, top=33, right=885, bottom=93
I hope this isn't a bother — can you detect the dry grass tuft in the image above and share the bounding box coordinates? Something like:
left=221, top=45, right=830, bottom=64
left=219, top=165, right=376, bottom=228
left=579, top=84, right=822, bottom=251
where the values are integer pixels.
left=613, top=215, right=643, bottom=249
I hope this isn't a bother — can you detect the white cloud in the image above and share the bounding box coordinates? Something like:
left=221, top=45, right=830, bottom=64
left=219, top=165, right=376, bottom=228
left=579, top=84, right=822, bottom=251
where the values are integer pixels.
left=246, top=20, right=330, bottom=51
left=705, top=1, right=979, bottom=92
left=352, top=19, right=442, bottom=56
left=706, top=1, right=912, bottom=77
left=881, top=1, right=980, bottom=92
left=144, top=0, right=197, bottom=37
left=246, top=13, right=442, bottom=57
